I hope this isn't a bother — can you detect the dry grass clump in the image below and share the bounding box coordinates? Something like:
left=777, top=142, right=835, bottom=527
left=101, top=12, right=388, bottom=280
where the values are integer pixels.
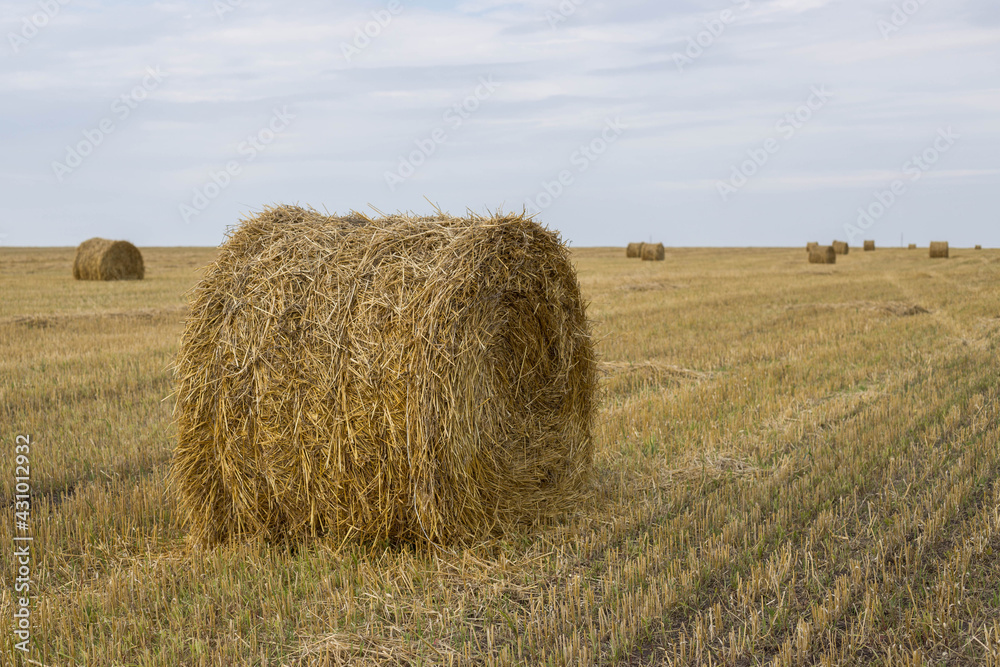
left=832, top=241, right=850, bottom=255
left=864, top=240, right=875, bottom=251
left=170, top=205, right=597, bottom=546
left=626, top=243, right=643, bottom=258
left=930, top=241, right=950, bottom=259
left=72, top=238, right=144, bottom=280
left=641, top=242, right=665, bottom=261
left=909, top=244, right=918, bottom=250
left=809, top=246, right=837, bottom=264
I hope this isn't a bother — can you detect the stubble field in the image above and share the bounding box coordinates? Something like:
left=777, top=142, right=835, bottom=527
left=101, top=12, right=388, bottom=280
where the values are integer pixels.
left=2, top=244, right=999, bottom=666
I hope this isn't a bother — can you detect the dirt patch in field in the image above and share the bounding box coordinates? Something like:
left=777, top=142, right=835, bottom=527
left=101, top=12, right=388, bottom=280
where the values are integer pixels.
left=599, top=360, right=713, bottom=381
left=616, top=280, right=686, bottom=293
left=1, top=306, right=187, bottom=328
left=787, top=301, right=930, bottom=317
left=599, top=361, right=718, bottom=411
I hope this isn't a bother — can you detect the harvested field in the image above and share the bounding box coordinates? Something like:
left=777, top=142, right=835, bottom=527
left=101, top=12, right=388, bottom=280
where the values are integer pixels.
left=3, top=245, right=1000, bottom=666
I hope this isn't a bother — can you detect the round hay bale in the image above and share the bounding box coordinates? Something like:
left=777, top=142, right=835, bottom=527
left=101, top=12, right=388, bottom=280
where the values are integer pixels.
left=806, top=242, right=819, bottom=252
left=72, top=238, right=144, bottom=280
left=863, top=240, right=875, bottom=251
left=169, top=205, right=597, bottom=546
left=975, top=245, right=983, bottom=250
left=832, top=241, right=849, bottom=255
left=809, top=246, right=837, bottom=264
left=929, top=241, right=949, bottom=259
left=626, top=242, right=642, bottom=258
left=641, top=242, right=665, bottom=261
left=908, top=244, right=918, bottom=250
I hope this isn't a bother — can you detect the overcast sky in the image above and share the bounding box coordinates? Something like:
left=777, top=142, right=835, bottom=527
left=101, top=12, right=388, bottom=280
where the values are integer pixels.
left=2, top=0, right=998, bottom=248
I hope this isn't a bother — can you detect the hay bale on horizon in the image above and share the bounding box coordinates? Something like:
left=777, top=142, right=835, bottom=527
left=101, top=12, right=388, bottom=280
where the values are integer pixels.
left=626, top=242, right=643, bottom=258
left=809, top=246, right=836, bottom=264
left=833, top=241, right=850, bottom=255
left=806, top=242, right=819, bottom=252
left=72, top=238, right=144, bottom=280
left=641, top=242, right=665, bottom=261
left=863, top=240, right=875, bottom=252
left=930, top=241, right=950, bottom=259
left=975, top=245, right=983, bottom=250
left=908, top=244, right=918, bottom=250
left=169, top=205, right=597, bottom=546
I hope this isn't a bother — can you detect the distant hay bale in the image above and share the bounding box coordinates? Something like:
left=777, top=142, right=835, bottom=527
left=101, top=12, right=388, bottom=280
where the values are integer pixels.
left=809, top=246, right=836, bottom=264
left=908, top=244, right=918, bottom=250
left=929, top=241, right=950, bottom=259
left=72, top=238, right=144, bottom=281
left=975, top=245, right=983, bottom=250
left=806, top=242, right=819, bottom=252
left=863, top=240, right=875, bottom=251
left=641, top=242, right=665, bottom=261
left=169, top=205, right=597, bottom=546
left=832, top=241, right=850, bottom=255
left=626, top=242, right=642, bottom=258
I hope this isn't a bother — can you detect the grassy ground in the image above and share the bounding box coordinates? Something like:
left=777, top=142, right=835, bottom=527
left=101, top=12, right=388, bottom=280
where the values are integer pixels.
left=1, top=244, right=999, bottom=666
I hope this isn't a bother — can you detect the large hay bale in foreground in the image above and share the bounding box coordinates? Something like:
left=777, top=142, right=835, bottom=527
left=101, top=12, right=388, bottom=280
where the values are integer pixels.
left=832, top=241, right=849, bottom=255
left=809, top=246, right=836, bottom=264
left=72, top=238, right=144, bottom=280
left=641, top=242, right=665, bottom=261
left=930, top=241, right=949, bottom=259
left=626, top=242, right=642, bottom=258
left=170, top=206, right=597, bottom=546
left=863, top=240, right=875, bottom=251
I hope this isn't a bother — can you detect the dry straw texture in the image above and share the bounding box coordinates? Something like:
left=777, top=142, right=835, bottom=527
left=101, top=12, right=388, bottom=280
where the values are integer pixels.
left=170, top=205, right=597, bottom=546
left=930, top=241, right=950, bottom=259
left=832, top=241, right=850, bottom=255
left=908, top=244, right=918, bottom=249
left=864, top=240, right=875, bottom=251
left=809, top=246, right=837, bottom=264
left=806, top=242, right=819, bottom=252
left=626, top=243, right=642, bottom=258
left=72, top=238, right=145, bottom=281
left=641, top=242, right=665, bottom=261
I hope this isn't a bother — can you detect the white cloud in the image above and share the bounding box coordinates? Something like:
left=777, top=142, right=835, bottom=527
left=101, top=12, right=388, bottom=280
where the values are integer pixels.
left=0, top=0, right=998, bottom=247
